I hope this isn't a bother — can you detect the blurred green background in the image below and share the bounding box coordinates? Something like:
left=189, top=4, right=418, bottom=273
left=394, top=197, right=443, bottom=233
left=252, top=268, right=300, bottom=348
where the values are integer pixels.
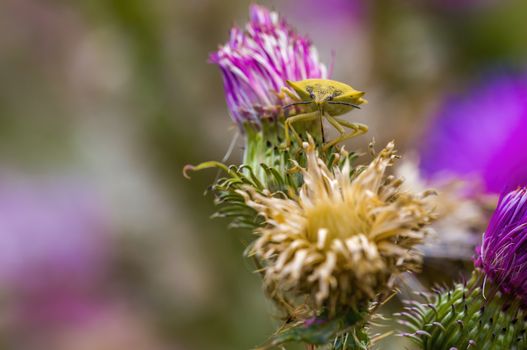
left=0, top=0, right=526, bottom=349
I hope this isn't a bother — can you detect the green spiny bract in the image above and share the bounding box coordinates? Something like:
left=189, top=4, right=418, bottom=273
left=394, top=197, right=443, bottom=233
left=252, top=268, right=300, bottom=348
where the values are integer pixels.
left=202, top=122, right=358, bottom=230
left=398, top=270, right=527, bottom=350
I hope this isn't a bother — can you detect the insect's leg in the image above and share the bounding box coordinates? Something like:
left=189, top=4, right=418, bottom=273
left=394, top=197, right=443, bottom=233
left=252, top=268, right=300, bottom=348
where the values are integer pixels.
left=324, top=114, right=346, bottom=134
left=282, top=111, right=320, bottom=148
left=335, top=118, right=369, bottom=134
left=322, top=114, right=368, bottom=150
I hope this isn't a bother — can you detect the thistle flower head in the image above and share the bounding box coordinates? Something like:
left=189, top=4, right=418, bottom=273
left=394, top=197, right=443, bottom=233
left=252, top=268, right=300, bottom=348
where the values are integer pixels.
left=210, top=5, right=327, bottom=127
left=475, top=187, right=527, bottom=303
left=420, top=73, right=527, bottom=193
left=239, top=141, right=435, bottom=314
left=400, top=188, right=527, bottom=349
left=0, top=179, right=109, bottom=288
left=0, top=177, right=111, bottom=328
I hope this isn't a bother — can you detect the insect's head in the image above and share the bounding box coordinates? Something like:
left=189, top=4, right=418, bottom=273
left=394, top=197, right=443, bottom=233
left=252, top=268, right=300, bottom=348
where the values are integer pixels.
left=286, top=80, right=317, bottom=102
left=285, top=79, right=367, bottom=111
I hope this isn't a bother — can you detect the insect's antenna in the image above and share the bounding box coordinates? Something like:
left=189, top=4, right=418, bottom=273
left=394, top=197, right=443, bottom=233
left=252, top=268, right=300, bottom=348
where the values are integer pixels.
left=221, top=130, right=240, bottom=163
left=213, top=130, right=240, bottom=183
left=283, top=101, right=313, bottom=109
left=327, top=101, right=361, bottom=109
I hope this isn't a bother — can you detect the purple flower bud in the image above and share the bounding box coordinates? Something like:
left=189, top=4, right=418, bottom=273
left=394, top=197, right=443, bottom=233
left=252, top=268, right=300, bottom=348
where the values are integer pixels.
left=475, top=187, right=527, bottom=303
left=210, top=5, right=327, bottom=127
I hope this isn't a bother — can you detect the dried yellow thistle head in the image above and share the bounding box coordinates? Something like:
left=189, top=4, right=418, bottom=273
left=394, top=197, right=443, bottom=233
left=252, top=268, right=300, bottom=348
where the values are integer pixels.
left=238, top=141, right=436, bottom=316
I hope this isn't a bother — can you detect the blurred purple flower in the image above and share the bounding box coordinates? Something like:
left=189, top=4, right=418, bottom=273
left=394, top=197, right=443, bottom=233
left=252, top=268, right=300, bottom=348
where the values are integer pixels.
left=283, top=0, right=365, bottom=29
left=420, top=73, right=527, bottom=193
left=210, top=5, right=327, bottom=127
left=0, top=177, right=111, bottom=327
left=475, top=188, right=527, bottom=303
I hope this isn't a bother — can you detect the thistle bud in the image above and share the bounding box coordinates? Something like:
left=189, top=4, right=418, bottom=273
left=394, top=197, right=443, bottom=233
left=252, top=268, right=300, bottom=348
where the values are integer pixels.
left=210, top=5, right=327, bottom=128
left=400, top=188, right=527, bottom=349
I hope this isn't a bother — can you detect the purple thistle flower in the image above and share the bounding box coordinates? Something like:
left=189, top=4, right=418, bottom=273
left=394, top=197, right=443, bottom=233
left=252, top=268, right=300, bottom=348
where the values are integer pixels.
left=210, top=5, right=327, bottom=127
left=0, top=177, right=111, bottom=327
left=475, top=187, right=527, bottom=303
left=420, top=73, right=527, bottom=193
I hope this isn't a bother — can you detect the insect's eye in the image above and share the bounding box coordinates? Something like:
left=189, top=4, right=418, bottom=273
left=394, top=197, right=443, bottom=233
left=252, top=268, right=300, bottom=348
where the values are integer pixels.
left=306, top=86, right=315, bottom=100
